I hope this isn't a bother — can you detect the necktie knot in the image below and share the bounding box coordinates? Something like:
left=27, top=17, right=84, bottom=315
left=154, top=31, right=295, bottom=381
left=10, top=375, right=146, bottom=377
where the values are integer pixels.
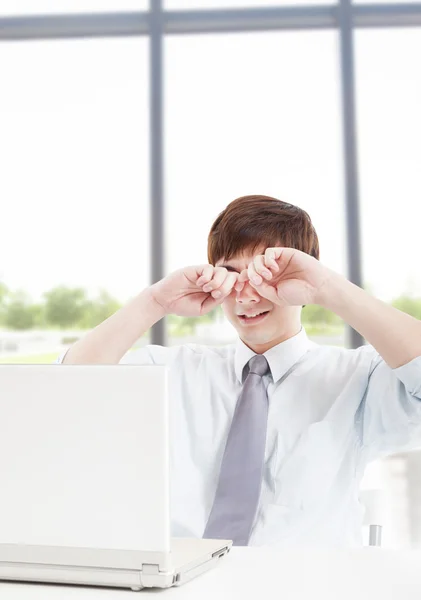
left=248, top=355, right=269, bottom=378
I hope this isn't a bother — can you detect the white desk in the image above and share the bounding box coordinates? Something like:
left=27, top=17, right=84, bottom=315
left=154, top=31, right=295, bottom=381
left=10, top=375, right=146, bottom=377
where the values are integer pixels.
left=1, top=546, right=421, bottom=600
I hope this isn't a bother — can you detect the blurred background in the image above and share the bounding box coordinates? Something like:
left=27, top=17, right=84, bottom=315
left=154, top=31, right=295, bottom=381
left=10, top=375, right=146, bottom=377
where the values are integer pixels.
left=0, top=0, right=420, bottom=548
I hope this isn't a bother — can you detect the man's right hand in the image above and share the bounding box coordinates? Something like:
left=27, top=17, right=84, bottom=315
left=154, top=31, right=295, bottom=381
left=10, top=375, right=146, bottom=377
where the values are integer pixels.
left=150, top=265, right=239, bottom=317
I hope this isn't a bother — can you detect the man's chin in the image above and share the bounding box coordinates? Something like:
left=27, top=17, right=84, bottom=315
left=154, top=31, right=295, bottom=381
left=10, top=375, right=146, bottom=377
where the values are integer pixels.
left=240, top=330, right=271, bottom=345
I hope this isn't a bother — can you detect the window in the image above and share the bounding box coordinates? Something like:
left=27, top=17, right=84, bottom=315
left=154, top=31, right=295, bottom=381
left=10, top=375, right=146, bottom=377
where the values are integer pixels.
left=356, top=29, right=421, bottom=303
left=0, top=39, right=149, bottom=361
left=165, top=31, right=347, bottom=346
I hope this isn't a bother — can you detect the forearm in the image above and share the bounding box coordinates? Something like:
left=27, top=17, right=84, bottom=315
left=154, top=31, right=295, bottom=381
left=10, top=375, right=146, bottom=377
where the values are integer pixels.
left=317, top=270, right=421, bottom=369
left=63, top=287, right=166, bottom=364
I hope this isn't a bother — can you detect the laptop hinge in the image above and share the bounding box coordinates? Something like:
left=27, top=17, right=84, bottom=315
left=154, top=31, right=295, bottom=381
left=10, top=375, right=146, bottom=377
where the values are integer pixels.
left=140, top=563, right=168, bottom=588
left=142, top=563, right=161, bottom=575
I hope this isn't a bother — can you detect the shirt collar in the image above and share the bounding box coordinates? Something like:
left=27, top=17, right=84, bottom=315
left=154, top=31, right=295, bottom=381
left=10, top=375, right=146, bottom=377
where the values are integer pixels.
left=234, top=325, right=313, bottom=384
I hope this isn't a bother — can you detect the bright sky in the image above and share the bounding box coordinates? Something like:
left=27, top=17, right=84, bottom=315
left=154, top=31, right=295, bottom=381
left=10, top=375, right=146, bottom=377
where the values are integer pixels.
left=0, top=3, right=420, bottom=304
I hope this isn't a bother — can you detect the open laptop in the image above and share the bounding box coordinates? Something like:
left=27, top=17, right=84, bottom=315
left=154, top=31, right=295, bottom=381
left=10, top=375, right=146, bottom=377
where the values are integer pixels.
left=0, top=364, right=231, bottom=590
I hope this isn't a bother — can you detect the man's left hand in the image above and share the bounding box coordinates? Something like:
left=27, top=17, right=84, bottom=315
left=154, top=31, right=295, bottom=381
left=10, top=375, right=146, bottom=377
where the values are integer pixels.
left=235, top=247, right=334, bottom=307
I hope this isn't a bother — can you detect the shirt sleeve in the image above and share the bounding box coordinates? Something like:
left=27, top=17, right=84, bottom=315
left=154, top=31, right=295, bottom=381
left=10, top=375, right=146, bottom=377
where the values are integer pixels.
left=53, top=344, right=174, bottom=366
left=53, top=349, right=69, bottom=364
left=119, top=344, right=168, bottom=365
left=358, top=349, right=421, bottom=462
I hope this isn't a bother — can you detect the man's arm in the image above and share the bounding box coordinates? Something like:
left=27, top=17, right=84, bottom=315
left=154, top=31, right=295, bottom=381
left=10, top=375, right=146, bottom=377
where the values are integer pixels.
left=62, top=287, right=166, bottom=364
left=241, top=245, right=421, bottom=369
left=316, top=271, right=421, bottom=370
left=318, top=272, right=421, bottom=459
left=61, top=264, right=239, bottom=365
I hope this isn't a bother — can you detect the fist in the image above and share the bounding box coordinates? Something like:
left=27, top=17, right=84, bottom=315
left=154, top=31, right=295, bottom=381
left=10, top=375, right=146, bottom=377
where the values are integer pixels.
left=236, top=247, right=332, bottom=307
left=151, top=264, right=239, bottom=317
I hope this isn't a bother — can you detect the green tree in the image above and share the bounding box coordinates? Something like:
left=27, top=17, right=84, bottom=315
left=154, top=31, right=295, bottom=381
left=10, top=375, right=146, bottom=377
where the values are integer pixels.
left=77, top=289, right=122, bottom=329
left=4, top=291, right=38, bottom=330
left=0, top=282, right=9, bottom=326
left=391, top=295, right=421, bottom=320
left=31, top=303, right=47, bottom=328
left=44, top=286, right=88, bottom=329
left=301, top=304, right=341, bottom=325
left=168, top=305, right=222, bottom=335
left=0, top=282, right=8, bottom=304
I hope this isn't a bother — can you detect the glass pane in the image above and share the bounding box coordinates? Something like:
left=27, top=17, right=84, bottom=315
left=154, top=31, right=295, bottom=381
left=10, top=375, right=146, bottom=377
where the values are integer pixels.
left=356, top=28, right=421, bottom=550
left=165, top=31, right=346, bottom=347
left=0, top=39, right=150, bottom=362
left=0, top=1, right=147, bottom=16
left=356, top=29, right=421, bottom=303
left=166, top=0, right=334, bottom=7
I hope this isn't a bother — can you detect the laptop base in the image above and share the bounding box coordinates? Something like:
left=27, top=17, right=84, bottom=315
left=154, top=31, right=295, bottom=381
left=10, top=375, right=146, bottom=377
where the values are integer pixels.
left=0, top=538, right=231, bottom=591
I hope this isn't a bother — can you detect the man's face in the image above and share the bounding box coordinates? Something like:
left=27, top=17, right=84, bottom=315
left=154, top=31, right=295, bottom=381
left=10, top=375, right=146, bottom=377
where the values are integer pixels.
left=216, top=246, right=302, bottom=354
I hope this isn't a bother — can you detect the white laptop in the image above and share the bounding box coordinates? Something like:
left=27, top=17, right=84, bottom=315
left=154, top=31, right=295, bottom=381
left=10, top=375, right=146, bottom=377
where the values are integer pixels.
left=0, top=364, right=231, bottom=590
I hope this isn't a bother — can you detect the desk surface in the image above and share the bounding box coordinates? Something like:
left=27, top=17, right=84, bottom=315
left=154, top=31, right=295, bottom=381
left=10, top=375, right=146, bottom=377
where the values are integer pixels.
left=1, top=546, right=421, bottom=600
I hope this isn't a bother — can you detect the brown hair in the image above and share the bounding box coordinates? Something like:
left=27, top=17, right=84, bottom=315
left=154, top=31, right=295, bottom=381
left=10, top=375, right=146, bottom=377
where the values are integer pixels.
left=207, top=194, right=320, bottom=265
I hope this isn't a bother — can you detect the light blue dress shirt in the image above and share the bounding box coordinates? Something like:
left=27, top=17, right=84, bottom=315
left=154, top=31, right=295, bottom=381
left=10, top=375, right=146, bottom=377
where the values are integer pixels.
left=57, top=325, right=421, bottom=547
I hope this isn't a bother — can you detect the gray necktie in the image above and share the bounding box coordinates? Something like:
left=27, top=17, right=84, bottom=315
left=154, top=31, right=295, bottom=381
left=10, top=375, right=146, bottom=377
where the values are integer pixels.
left=203, top=355, right=270, bottom=546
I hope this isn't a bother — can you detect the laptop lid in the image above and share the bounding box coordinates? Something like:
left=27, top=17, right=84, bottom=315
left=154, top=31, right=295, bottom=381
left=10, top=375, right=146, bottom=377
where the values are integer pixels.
left=0, top=365, right=171, bottom=560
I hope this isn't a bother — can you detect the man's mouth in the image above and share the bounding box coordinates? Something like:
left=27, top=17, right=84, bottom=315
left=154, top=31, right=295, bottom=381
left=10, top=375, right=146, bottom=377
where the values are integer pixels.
left=238, top=310, right=270, bottom=325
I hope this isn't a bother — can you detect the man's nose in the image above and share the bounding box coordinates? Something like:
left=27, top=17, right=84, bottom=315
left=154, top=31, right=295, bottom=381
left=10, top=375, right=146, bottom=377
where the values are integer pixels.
left=235, top=280, right=260, bottom=303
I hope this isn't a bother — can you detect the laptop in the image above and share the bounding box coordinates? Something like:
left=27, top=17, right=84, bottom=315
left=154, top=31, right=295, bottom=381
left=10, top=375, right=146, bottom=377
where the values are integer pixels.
left=0, top=364, right=231, bottom=590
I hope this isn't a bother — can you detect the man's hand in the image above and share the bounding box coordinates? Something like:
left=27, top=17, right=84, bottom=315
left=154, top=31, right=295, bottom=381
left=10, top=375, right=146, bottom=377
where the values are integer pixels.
left=235, top=247, right=333, bottom=307
left=151, top=265, right=239, bottom=317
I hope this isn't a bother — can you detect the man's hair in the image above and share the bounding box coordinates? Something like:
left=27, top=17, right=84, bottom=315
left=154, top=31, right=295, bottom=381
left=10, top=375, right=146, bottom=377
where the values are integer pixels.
left=207, top=194, right=320, bottom=265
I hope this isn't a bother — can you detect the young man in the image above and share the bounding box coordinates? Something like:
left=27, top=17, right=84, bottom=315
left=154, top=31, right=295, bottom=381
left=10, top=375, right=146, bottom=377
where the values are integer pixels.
left=57, top=194, right=421, bottom=548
